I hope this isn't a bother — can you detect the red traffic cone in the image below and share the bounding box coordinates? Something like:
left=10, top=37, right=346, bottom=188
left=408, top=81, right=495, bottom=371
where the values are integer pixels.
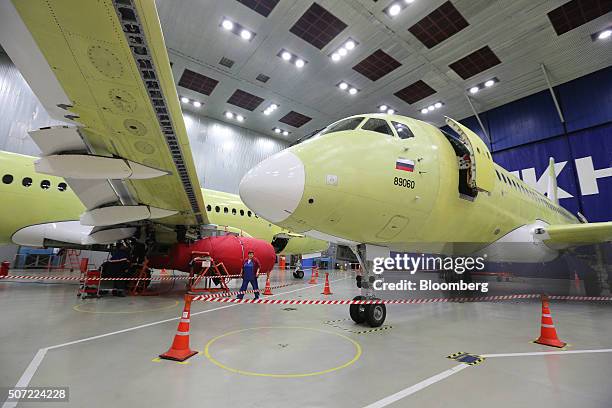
left=535, top=295, right=566, bottom=348
left=308, top=268, right=317, bottom=284
left=263, top=274, right=273, bottom=295
left=160, top=295, right=198, bottom=361
left=321, top=273, right=333, bottom=295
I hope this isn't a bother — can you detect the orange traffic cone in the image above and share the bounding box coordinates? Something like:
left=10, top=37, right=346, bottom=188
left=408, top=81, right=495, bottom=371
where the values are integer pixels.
left=263, top=274, right=273, bottom=295
left=321, top=273, right=333, bottom=295
left=160, top=295, right=198, bottom=361
left=535, top=295, right=566, bottom=348
left=315, top=266, right=319, bottom=278
left=308, top=268, right=317, bottom=284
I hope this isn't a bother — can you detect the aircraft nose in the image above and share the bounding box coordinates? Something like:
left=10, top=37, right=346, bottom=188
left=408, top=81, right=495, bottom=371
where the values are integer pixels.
left=239, top=150, right=305, bottom=223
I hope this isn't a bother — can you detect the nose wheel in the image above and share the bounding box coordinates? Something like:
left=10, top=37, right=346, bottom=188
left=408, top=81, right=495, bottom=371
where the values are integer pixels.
left=349, top=296, right=386, bottom=327
left=349, top=244, right=389, bottom=327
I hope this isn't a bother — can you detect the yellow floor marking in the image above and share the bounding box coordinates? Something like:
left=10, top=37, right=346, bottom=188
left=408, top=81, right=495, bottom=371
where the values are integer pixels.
left=204, top=326, right=362, bottom=378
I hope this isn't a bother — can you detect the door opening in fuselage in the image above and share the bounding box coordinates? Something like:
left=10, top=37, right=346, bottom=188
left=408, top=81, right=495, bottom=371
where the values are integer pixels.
left=442, top=131, right=478, bottom=200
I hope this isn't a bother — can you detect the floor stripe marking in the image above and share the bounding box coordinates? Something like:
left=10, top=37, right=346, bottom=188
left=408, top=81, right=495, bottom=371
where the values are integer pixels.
left=2, top=276, right=347, bottom=407
left=362, top=364, right=469, bottom=408
left=482, top=348, right=612, bottom=358
left=2, top=348, right=48, bottom=408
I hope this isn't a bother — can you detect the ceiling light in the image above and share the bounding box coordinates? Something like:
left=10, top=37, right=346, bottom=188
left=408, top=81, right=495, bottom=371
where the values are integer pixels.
left=469, top=86, right=479, bottom=94
left=264, top=109, right=271, bottom=115
left=180, top=97, right=189, bottom=103
left=295, top=58, right=305, bottom=68
left=597, top=29, right=611, bottom=40
left=349, top=87, right=358, bottom=95
left=193, top=101, right=202, bottom=108
left=379, top=105, right=388, bottom=111
left=421, top=108, right=428, bottom=114
left=388, top=4, right=401, bottom=16
left=331, top=53, right=341, bottom=62
left=236, top=114, right=244, bottom=122
left=484, top=79, right=495, bottom=87
left=281, top=51, right=291, bottom=61
left=221, top=19, right=234, bottom=30
left=270, top=104, right=278, bottom=110
left=225, top=111, right=234, bottom=119
left=345, top=40, right=355, bottom=50
left=404, top=0, right=414, bottom=3
left=240, top=29, right=252, bottom=40
left=338, top=82, right=348, bottom=90
left=338, top=47, right=347, bottom=56
left=427, top=105, right=435, bottom=111
left=274, top=128, right=281, bottom=134
left=434, top=102, right=442, bottom=108
left=387, top=109, right=395, bottom=115
left=282, top=131, right=289, bottom=136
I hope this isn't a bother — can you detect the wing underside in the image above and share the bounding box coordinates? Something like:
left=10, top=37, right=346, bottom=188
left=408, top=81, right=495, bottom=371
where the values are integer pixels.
left=0, top=0, right=207, bottom=244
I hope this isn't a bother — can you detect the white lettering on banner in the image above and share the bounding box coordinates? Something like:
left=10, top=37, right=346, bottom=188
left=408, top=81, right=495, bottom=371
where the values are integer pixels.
left=521, top=161, right=572, bottom=199
left=574, top=156, right=612, bottom=196
left=514, top=156, right=610, bottom=200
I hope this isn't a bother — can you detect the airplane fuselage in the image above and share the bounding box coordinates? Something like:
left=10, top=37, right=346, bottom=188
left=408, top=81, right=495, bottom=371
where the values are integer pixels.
left=240, top=114, right=579, bottom=261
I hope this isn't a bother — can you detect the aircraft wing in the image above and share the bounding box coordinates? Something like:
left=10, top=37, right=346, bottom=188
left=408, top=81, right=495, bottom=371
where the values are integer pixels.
left=0, top=0, right=208, bottom=234
left=540, top=222, right=612, bottom=245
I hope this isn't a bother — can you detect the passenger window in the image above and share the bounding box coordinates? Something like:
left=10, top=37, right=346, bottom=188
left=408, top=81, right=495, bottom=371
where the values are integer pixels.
left=319, top=117, right=364, bottom=136
left=223, top=207, right=228, bottom=213
left=2, top=174, right=13, bottom=184
left=361, top=118, right=393, bottom=136
left=391, top=121, right=414, bottom=139
left=247, top=211, right=252, bottom=217
left=206, top=205, right=211, bottom=211
left=495, top=170, right=501, bottom=181
left=240, top=209, right=244, bottom=216
left=58, top=182, right=67, bottom=192
left=232, top=208, right=236, bottom=215
left=41, top=180, right=51, bottom=190
left=215, top=206, right=220, bottom=213
left=22, top=177, right=32, bottom=187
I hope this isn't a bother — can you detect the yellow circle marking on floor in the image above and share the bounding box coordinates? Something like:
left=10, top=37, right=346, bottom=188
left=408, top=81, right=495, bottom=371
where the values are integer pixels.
left=205, top=326, right=362, bottom=378
left=73, top=299, right=179, bottom=314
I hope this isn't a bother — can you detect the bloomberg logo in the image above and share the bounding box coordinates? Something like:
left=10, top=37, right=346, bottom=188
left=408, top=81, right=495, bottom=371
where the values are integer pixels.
left=509, top=156, right=611, bottom=199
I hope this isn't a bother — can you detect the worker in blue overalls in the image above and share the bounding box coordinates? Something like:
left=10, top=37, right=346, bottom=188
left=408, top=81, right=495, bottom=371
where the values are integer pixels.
left=237, top=250, right=261, bottom=299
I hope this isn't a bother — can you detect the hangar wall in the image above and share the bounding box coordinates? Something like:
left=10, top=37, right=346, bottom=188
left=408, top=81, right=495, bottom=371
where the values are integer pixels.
left=442, top=66, right=611, bottom=222
left=183, top=113, right=287, bottom=193
left=0, top=50, right=288, bottom=195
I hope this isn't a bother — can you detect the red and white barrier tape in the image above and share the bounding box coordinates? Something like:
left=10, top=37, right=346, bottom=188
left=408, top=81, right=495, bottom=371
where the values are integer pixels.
left=197, top=281, right=301, bottom=298
left=0, top=273, right=266, bottom=281
left=0, top=270, right=349, bottom=282
left=192, top=294, right=612, bottom=304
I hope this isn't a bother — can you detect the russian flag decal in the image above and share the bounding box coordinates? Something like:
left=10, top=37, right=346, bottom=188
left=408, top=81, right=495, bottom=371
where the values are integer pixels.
left=396, top=158, right=415, bottom=172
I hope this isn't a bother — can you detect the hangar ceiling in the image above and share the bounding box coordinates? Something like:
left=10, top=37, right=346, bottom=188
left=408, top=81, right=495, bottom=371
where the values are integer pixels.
left=158, top=0, right=609, bottom=142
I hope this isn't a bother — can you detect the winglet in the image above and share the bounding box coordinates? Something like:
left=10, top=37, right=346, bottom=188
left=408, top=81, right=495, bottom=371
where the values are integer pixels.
left=546, top=157, right=558, bottom=205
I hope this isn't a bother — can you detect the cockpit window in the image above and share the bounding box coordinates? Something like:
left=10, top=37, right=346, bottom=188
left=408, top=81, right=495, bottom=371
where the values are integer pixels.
left=361, top=118, right=393, bottom=136
left=319, top=117, right=364, bottom=136
left=391, top=121, right=414, bottom=139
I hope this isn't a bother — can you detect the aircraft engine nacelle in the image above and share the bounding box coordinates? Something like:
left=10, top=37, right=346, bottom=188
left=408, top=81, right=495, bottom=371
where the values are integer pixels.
left=148, top=235, right=276, bottom=274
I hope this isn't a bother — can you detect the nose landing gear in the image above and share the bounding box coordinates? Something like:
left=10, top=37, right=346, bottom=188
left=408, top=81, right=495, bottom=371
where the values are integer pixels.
left=349, top=244, right=388, bottom=327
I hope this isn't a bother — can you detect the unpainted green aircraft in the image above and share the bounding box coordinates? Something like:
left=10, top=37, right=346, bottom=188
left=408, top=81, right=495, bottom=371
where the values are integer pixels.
left=240, top=114, right=612, bottom=326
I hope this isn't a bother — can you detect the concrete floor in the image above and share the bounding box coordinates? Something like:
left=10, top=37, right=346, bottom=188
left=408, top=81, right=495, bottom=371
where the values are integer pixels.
left=1, top=268, right=611, bottom=407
